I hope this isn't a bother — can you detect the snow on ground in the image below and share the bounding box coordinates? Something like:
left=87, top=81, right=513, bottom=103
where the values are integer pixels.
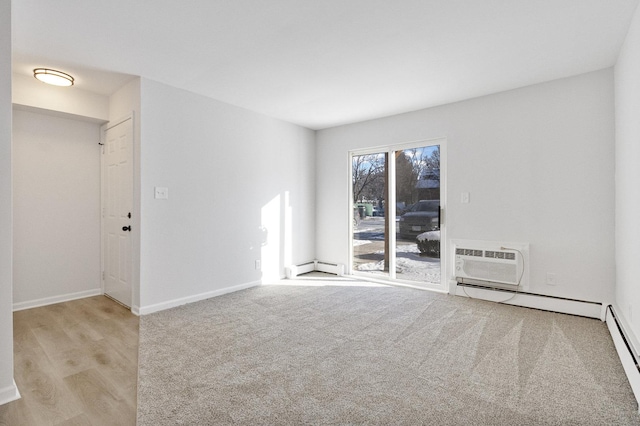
left=373, top=243, right=421, bottom=254
left=352, top=222, right=441, bottom=283
left=352, top=241, right=421, bottom=253
left=396, top=257, right=441, bottom=283
left=353, top=227, right=378, bottom=233
left=355, top=254, right=441, bottom=284
left=417, top=230, right=440, bottom=242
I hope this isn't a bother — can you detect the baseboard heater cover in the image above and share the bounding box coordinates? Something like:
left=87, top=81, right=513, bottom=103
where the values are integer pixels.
left=285, top=261, right=345, bottom=278
left=606, top=305, right=640, bottom=410
left=454, top=281, right=603, bottom=319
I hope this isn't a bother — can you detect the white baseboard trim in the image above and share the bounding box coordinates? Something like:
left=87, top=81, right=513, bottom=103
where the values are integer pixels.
left=13, top=288, right=102, bottom=312
left=0, top=380, right=21, bottom=406
left=138, top=280, right=262, bottom=315
left=454, top=283, right=602, bottom=319
left=606, top=305, right=640, bottom=410
left=286, top=260, right=344, bottom=278
left=131, top=304, right=141, bottom=316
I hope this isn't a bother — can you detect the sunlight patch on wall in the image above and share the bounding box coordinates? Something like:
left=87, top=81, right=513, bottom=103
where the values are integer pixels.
left=261, top=192, right=293, bottom=283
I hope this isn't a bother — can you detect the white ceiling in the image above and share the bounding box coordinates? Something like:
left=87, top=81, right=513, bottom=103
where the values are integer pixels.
left=11, top=0, right=639, bottom=130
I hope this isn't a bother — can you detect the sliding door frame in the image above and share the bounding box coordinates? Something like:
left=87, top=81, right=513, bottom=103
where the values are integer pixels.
left=348, top=137, right=447, bottom=292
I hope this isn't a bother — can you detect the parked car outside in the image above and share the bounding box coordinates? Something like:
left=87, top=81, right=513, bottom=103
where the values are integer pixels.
left=398, top=200, right=440, bottom=238
left=372, top=207, right=385, bottom=217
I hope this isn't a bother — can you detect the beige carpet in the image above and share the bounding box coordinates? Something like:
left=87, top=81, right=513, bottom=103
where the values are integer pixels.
left=137, top=282, right=640, bottom=425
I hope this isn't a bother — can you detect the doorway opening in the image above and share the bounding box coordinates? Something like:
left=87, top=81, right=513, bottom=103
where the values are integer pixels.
left=12, top=107, right=103, bottom=310
left=350, top=139, right=446, bottom=290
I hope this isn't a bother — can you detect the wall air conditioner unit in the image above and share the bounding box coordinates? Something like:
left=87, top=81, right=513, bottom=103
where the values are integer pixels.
left=453, top=241, right=528, bottom=288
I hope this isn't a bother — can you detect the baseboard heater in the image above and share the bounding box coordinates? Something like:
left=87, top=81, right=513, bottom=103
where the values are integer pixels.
left=606, top=305, right=640, bottom=409
left=455, top=281, right=603, bottom=319
left=285, top=261, right=345, bottom=278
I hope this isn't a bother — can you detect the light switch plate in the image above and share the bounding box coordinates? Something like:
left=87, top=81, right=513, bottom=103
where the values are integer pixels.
left=461, top=192, right=470, bottom=204
left=154, top=187, right=169, bottom=199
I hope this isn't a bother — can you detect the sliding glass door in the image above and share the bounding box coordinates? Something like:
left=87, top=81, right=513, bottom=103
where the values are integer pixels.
left=352, top=151, right=389, bottom=277
left=395, top=145, right=442, bottom=285
left=351, top=140, right=444, bottom=289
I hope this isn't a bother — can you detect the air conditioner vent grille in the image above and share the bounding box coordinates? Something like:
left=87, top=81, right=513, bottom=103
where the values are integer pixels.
left=456, top=248, right=483, bottom=257
left=454, top=242, right=527, bottom=287
left=485, top=251, right=516, bottom=260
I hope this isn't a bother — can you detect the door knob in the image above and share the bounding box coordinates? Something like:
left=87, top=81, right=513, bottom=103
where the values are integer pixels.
left=122, top=226, right=131, bottom=232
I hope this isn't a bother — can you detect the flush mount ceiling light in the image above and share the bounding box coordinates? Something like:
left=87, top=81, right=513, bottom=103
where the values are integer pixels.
left=33, top=68, right=74, bottom=87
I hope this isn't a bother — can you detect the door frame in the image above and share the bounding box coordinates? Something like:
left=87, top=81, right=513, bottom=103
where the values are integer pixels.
left=100, top=114, right=136, bottom=310
left=348, top=137, right=448, bottom=292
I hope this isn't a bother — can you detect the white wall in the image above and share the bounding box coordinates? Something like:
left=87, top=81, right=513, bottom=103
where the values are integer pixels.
left=12, top=108, right=102, bottom=309
left=138, top=78, right=316, bottom=312
left=13, top=73, right=109, bottom=122
left=0, top=0, right=18, bottom=405
left=615, top=4, right=640, bottom=351
left=317, top=69, right=615, bottom=304
left=110, top=78, right=141, bottom=121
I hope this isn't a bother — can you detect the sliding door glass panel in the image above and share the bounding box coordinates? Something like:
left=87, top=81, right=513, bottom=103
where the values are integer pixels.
left=352, top=152, right=389, bottom=277
left=395, top=145, right=441, bottom=285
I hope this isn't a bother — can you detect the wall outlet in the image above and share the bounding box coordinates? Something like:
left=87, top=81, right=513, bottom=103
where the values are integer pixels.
left=255, top=260, right=261, bottom=270
left=546, top=272, right=557, bottom=286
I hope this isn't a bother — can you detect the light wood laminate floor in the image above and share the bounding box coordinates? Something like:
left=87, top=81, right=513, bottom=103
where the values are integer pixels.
left=0, top=296, right=139, bottom=426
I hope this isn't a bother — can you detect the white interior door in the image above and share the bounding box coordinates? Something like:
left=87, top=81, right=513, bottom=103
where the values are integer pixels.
left=102, top=118, right=133, bottom=307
